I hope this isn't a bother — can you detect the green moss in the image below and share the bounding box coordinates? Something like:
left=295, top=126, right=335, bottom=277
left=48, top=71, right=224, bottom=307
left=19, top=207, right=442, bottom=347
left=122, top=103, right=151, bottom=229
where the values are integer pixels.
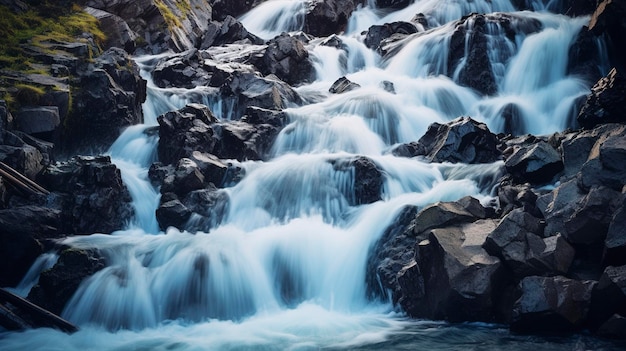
left=13, top=83, right=46, bottom=107
left=155, top=0, right=182, bottom=29
left=175, top=0, right=191, bottom=16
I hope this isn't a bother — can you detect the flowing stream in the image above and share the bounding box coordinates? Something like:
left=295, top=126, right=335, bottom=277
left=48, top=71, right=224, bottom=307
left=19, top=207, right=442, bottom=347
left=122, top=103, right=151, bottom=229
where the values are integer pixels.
left=1, top=1, right=622, bottom=350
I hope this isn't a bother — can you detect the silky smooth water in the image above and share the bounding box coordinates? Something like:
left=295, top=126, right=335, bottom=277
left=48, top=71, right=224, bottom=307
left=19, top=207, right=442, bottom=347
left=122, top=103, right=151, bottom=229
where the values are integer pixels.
left=1, top=1, right=620, bottom=350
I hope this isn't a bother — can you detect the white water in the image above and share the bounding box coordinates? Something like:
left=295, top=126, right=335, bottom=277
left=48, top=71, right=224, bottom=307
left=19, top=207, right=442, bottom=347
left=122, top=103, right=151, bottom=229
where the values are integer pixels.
left=0, top=1, right=610, bottom=350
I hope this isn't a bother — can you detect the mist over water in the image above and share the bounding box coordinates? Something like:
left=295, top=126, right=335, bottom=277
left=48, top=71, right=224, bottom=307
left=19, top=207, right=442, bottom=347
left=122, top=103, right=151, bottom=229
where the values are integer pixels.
left=1, top=1, right=619, bottom=350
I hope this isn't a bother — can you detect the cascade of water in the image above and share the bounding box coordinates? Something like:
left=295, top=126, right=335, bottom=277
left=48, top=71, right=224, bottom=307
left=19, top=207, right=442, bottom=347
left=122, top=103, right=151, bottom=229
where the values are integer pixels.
left=239, top=0, right=307, bottom=40
left=6, top=253, right=58, bottom=298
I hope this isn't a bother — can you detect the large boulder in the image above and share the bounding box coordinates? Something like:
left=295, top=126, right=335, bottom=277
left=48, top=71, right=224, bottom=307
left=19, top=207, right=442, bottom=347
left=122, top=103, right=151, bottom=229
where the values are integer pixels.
left=62, top=48, right=146, bottom=156
left=331, top=156, right=383, bottom=205
left=605, top=198, right=626, bottom=266
left=303, top=0, right=358, bottom=37
left=27, top=248, right=105, bottom=316
left=85, top=6, right=138, bottom=53
left=200, top=15, right=263, bottom=49
left=416, top=220, right=504, bottom=322
left=587, top=265, right=626, bottom=331
left=511, top=275, right=596, bottom=332
left=577, top=68, right=626, bottom=128
left=0, top=131, right=44, bottom=179
left=364, top=21, right=419, bottom=53
left=588, top=0, right=626, bottom=72
left=505, top=141, right=563, bottom=184
left=409, top=117, right=501, bottom=164
left=152, top=49, right=213, bottom=89
left=578, top=123, right=626, bottom=191
left=412, top=198, right=484, bottom=235
left=39, top=155, right=134, bottom=235
left=256, top=33, right=315, bottom=86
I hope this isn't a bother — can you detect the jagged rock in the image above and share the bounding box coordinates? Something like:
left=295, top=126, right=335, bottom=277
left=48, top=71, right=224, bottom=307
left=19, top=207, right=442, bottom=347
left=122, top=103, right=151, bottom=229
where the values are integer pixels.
left=329, top=76, right=361, bottom=94
left=511, top=275, right=595, bottom=332
left=157, top=104, right=219, bottom=165
left=484, top=209, right=574, bottom=277
left=578, top=68, right=626, bottom=128
left=412, top=199, right=480, bottom=235
left=39, top=155, right=134, bottom=235
left=218, top=72, right=302, bottom=119
left=15, top=107, right=60, bottom=136
left=505, top=141, right=563, bottom=184
left=62, top=48, right=146, bottom=155
left=605, top=198, right=626, bottom=266
left=578, top=124, right=626, bottom=191
left=589, top=0, right=626, bottom=71
left=596, top=314, right=626, bottom=339
left=303, top=0, right=357, bottom=37
left=380, top=80, right=396, bottom=93
left=27, top=248, right=105, bottom=316
left=153, top=49, right=213, bottom=89
left=85, top=7, right=138, bottom=53
left=0, top=131, right=44, bottom=179
left=331, top=156, right=383, bottom=205
left=256, top=33, right=314, bottom=86
left=364, top=22, right=419, bottom=53
left=560, top=124, right=615, bottom=179
left=188, top=151, right=228, bottom=187
left=200, top=15, right=263, bottom=49
left=567, top=27, right=603, bottom=84
left=210, top=120, right=279, bottom=161
left=587, top=265, right=626, bottom=331
left=171, top=158, right=205, bottom=196
left=497, top=180, right=539, bottom=216
left=0, top=206, right=63, bottom=287
left=416, top=220, right=503, bottom=322
left=241, top=106, right=288, bottom=127
left=414, top=117, right=501, bottom=164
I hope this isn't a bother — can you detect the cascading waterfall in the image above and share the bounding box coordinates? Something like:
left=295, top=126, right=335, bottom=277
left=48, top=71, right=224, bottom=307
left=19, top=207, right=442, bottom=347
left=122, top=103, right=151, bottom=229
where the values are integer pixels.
left=0, top=1, right=614, bottom=350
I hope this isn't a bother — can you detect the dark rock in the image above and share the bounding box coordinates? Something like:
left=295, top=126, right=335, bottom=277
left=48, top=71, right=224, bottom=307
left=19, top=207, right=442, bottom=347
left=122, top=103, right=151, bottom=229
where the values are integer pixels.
left=578, top=68, right=626, bottom=128
left=511, top=275, right=595, bottom=333
left=380, top=80, right=396, bottom=93
left=188, top=151, right=228, bottom=187
left=152, top=49, right=213, bottom=89
left=0, top=131, right=44, bottom=179
left=182, top=186, right=230, bottom=232
left=332, top=156, right=383, bottom=205
left=0, top=206, right=63, bottom=287
left=415, top=117, right=501, bottom=164
left=567, top=27, right=603, bottom=84
left=156, top=198, right=192, bottom=230
left=500, top=103, right=526, bottom=136
left=505, top=141, right=563, bottom=184
left=413, top=200, right=478, bottom=235
left=172, top=158, right=205, bottom=196
left=241, top=106, right=288, bottom=128
left=85, top=7, right=138, bottom=53
left=329, top=76, right=361, bottom=94
left=562, top=186, right=623, bottom=245
left=211, top=0, right=257, bottom=21
left=256, top=33, right=314, bottom=86
left=210, top=120, right=279, bottom=161
left=375, top=0, right=412, bottom=8
left=364, top=22, right=419, bottom=53
left=62, top=48, right=146, bottom=155
left=28, top=249, right=105, bottom=316
left=596, top=314, right=626, bottom=339
left=416, top=220, right=503, bottom=322
left=497, top=180, right=539, bottom=216
left=589, top=0, right=626, bottom=72
left=39, top=155, right=134, bottom=235
left=484, top=209, right=574, bottom=278
left=200, top=15, right=263, bottom=49
left=303, top=0, right=357, bottom=37
left=366, top=206, right=419, bottom=302
left=15, top=107, right=60, bottom=136
left=578, top=124, right=626, bottom=191
left=587, top=265, right=626, bottom=331
left=605, top=198, right=626, bottom=266
left=157, top=104, right=218, bottom=165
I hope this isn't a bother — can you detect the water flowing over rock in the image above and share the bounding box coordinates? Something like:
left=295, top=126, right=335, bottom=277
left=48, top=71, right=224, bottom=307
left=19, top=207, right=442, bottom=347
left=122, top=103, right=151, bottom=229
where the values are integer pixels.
left=256, top=33, right=315, bottom=86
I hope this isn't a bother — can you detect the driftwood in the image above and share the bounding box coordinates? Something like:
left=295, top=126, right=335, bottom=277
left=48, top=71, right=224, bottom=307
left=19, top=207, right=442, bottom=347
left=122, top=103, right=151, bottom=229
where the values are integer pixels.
left=0, top=288, right=78, bottom=333
left=0, top=161, right=49, bottom=196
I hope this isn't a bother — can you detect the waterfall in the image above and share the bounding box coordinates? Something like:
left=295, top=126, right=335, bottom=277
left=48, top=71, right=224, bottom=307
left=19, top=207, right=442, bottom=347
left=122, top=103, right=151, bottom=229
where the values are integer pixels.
left=0, top=0, right=613, bottom=350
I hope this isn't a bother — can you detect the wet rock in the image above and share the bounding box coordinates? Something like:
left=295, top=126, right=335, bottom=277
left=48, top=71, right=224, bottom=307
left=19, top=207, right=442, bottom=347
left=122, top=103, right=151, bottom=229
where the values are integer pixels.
left=595, top=314, right=626, bottom=339
left=416, top=220, right=503, bottom=322
left=364, top=21, right=419, bottom=53
left=28, top=249, right=105, bottom=316
left=39, top=155, right=134, bottom=235
left=587, top=265, right=626, bottom=331
left=511, top=275, right=595, bottom=333
left=157, top=104, right=218, bottom=165
left=497, top=180, right=539, bottom=216
left=85, top=6, right=138, bottom=53
left=303, top=0, right=357, bottom=37
left=256, top=33, right=314, bottom=86
left=415, top=117, right=501, bottom=164
left=332, top=156, right=383, bottom=205
left=375, top=0, right=412, bottom=9
left=0, top=206, right=63, bottom=287
left=188, top=151, right=228, bottom=187
left=0, top=131, right=44, bottom=179
left=171, top=158, right=205, bottom=196
left=505, top=141, right=563, bottom=184
left=153, top=49, right=213, bottom=89
left=182, top=186, right=230, bottom=232
left=62, top=48, right=146, bottom=156
left=211, top=0, right=257, bottom=21
left=578, top=68, right=626, bottom=128
left=567, top=27, right=603, bottom=84
left=218, top=72, right=302, bottom=119
left=210, top=120, right=279, bottom=161
left=200, top=15, right=263, bottom=49
left=241, top=106, right=288, bottom=128
left=589, top=0, right=626, bottom=71
left=329, top=76, right=361, bottom=94
left=156, top=198, right=192, bottom=230
left=366, top=206, right=420, bottom=301
left=500, top=103, right=526, bottom=136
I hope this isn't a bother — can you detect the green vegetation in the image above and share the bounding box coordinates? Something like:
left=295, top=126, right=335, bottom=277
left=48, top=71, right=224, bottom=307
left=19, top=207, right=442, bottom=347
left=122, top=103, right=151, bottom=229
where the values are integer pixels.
left=0, top=3, right=105, bottom=71
left=154, top=0, right=183, bottom=29
left=14, top=83, right=46, bottom=106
